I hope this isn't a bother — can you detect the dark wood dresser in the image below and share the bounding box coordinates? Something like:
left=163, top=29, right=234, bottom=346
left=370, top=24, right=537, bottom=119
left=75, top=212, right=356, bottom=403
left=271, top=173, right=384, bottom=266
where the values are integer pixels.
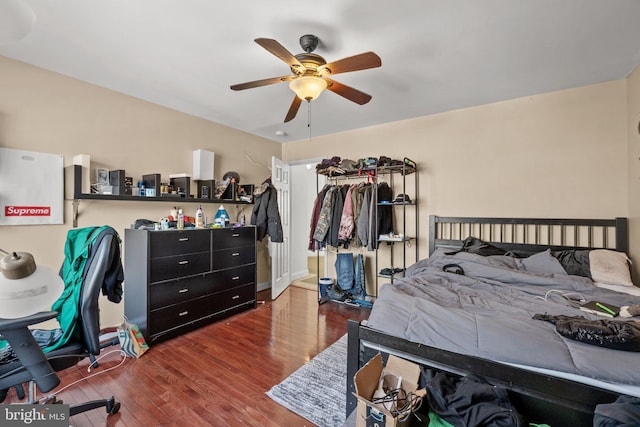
left=124, top=226, right=257, bottom=344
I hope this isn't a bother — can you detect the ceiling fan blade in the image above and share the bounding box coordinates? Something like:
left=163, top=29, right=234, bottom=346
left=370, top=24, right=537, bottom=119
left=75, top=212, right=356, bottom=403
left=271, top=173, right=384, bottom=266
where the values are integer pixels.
left=255, top=38, right=305, bottom=72
left=284, top=96, right=303, bottom=123
left=230, top=75, right=294, bottom=91
left=325, top=78, right=372, bottom=105
left=318, top=52, right=381, bottom=75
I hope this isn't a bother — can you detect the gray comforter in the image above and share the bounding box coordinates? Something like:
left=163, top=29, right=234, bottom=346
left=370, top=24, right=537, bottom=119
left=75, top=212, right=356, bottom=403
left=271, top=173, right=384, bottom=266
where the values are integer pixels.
left=366, top=250, right=640, bottom=385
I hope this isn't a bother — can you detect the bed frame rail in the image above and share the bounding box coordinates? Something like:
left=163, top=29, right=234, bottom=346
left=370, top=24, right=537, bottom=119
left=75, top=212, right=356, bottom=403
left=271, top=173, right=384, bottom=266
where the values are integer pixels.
left=347, top=320, right=621, bottom=426
left=429, top=216, right=628, bottom=256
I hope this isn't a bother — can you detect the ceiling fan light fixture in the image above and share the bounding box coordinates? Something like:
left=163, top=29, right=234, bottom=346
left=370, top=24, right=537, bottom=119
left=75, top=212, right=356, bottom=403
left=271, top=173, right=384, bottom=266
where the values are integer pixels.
left=289, top=76, right=327, bottom=101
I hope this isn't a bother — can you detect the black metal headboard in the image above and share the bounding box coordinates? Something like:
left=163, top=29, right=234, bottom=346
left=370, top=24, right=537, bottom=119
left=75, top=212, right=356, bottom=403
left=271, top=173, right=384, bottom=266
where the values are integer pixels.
left=429, top=216, right=628, bottom=256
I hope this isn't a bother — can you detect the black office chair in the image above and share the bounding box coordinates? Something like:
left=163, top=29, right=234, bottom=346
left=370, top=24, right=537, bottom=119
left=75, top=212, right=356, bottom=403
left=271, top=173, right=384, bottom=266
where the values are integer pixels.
left=0, top=226, right=123, bottom=417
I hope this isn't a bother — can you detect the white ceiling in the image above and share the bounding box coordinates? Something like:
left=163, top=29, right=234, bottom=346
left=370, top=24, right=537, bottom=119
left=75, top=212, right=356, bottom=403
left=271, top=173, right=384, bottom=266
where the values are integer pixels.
left=2, top=0, right=640, bottom=143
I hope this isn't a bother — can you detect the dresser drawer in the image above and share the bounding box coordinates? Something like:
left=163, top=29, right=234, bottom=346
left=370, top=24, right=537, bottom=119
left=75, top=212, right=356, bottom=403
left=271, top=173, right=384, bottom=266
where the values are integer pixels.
left=212, top=227, right=255, bottom=250
left=149, top=274, right=213, bottom=309
left=149, top=297, right=212, bottom=335
left=150, top=252, right=210, bottom=283
left=211, top=265, right=255, bottom=292
left=210, top=283, right=255, bottom=313
left=150, top=230, right=211, bottom=258
left=211, top=246, right=255, bottom=270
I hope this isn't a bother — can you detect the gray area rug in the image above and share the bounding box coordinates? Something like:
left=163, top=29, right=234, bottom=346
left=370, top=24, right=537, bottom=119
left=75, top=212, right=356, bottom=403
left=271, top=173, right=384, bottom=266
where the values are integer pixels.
left=267, top=334, right=348, bottom=427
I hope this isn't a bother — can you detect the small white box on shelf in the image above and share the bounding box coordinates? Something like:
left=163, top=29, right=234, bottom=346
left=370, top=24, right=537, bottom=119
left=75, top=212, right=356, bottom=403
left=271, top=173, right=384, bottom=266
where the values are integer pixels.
left=193, top=149, right=214, bottom=180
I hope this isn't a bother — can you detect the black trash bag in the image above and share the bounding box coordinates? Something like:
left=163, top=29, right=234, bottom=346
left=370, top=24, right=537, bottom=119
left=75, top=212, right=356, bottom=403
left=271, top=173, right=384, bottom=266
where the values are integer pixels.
left=533, top=314, right=640, bottom=352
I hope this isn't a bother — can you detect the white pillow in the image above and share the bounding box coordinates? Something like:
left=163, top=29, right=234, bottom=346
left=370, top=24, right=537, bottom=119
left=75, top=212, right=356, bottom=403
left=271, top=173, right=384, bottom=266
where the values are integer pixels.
left=589, top=249, right=634, bottom=287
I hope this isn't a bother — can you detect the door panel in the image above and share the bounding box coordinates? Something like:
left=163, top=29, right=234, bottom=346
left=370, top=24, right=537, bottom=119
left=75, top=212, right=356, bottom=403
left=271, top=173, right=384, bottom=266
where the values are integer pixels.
left=271, top=156, right=291, bottom=299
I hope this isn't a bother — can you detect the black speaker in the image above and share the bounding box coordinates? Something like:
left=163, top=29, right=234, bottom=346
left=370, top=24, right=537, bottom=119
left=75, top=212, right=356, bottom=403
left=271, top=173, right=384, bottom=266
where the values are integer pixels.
left=109, top=169, right=126, bottom=195
left=142, top=173, right=161, bottom=197
left=196, top=180, right=215, bottom=199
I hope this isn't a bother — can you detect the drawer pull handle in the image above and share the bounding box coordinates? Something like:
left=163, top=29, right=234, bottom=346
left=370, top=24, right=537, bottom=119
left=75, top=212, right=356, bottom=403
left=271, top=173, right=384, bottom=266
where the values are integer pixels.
left=232, top=233, right=240, bottom=237
left=179, top=288, right=189, bottom=293
left=179, top=238, right=189, bottom=242
left=232, top=276, right=240, bottom=280
left=178, top=260, right=189, bottom=265
left=179, top=311, right=189, bottom=316
left=232, top=295, right=240, bottom=300
left=232, top=252, right=240, bottom=257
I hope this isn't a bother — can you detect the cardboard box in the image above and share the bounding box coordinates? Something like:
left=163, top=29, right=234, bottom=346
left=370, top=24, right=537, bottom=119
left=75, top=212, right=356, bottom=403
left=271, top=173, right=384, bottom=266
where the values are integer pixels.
left=353, top=353, right=425, bottom=427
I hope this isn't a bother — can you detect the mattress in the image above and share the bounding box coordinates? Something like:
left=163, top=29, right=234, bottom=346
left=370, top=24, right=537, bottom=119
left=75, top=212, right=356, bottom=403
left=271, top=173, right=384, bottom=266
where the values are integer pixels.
left=366, top=250, right=640, bottom=389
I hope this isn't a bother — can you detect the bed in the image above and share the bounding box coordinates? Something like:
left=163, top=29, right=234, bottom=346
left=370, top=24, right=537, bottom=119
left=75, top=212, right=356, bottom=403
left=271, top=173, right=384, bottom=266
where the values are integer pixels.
left=346, top=215, right=639, bottom=426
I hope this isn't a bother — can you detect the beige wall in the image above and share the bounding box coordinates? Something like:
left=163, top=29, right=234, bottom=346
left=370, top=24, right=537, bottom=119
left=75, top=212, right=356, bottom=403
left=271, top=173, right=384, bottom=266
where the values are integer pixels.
left=0, top=56, right=281, bottom=327
left=1, top=53, right=637, bottom=325
left=627, top=65, right=640, bottom=279
left=283, top=80, right=630, bottom=292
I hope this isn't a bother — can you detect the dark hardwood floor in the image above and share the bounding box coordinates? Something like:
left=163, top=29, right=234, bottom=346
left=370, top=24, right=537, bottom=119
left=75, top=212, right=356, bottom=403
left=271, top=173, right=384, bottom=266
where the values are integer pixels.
left=4, top=287, right=370, bottom=426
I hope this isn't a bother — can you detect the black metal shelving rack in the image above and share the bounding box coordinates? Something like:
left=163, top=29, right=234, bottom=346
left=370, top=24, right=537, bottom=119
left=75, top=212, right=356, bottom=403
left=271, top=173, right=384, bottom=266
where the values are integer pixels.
left=314, top=157, right=419, bottom=300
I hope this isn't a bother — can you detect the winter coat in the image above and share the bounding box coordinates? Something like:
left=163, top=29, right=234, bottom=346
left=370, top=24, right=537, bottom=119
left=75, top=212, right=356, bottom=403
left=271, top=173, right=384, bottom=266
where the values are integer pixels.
left=251, top=179, right=283, bottom=242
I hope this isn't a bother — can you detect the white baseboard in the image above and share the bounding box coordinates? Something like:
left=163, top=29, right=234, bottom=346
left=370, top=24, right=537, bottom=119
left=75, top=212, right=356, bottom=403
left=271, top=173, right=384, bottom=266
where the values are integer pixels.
left=257, top=281, right=270, bottom=292
left=291, top=269, right=310, bottom=281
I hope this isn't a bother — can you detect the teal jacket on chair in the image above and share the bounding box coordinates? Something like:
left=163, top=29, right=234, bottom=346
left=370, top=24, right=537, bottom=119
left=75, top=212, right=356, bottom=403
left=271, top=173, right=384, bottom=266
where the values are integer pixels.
left=44, top=226, right=123, bottom=352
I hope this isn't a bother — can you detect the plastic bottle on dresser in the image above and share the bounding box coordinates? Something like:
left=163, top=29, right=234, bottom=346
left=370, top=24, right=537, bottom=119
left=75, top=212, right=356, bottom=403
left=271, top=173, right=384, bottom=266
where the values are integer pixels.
left=195, top=205, right=205, bottom=228
left=177, top=209, right=184, bottom=230
left=170, top=206, right=178, bottom=221
left=214, top=205, right=229, bottom=227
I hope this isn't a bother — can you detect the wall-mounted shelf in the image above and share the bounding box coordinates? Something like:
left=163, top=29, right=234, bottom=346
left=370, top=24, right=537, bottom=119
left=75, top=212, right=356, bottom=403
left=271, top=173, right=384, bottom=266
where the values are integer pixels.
left=71, top=165, right=253, bottom=227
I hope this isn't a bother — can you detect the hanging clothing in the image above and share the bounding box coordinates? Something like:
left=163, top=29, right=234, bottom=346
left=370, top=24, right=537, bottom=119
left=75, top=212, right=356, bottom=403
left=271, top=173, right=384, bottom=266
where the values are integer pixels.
left=335, top=252, right=355, bottom=291
left=338, top=185, right=356, bottom=244
left=313, top=186, right=337, bottom=243
left=357, top=186, right=371, bottom=249
left=351, top=183, right=368, bottom=247
left=309, top=180, right=390, bottom=251
left=329, top=185, right=347, bottom=248
left=353, top=253, right=366, bottom=299
left=308, top=185, right=330, bottom=251
left=251, top=178, right=283, bottom=242
left=377, top=181, right=394, bottom=238
left=368, top=183, right=377, bottom=250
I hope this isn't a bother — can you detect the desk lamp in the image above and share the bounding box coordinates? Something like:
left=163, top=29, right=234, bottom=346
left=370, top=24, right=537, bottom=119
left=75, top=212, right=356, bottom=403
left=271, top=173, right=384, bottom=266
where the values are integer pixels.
left=0, top=249, right=63, bottom=318
left=0, top=248, right=64, bottom=398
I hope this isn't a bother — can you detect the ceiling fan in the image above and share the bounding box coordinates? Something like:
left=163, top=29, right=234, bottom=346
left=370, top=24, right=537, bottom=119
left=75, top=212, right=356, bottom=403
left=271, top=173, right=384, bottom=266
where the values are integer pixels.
left=230, top=35, right=382, bottom=123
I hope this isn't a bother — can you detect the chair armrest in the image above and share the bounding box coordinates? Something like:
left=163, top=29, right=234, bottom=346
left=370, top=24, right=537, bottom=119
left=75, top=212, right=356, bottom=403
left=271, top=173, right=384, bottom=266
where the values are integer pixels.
left=0, top=311, right=61, bottom=394
left=0, top=311, right=58, bottom=334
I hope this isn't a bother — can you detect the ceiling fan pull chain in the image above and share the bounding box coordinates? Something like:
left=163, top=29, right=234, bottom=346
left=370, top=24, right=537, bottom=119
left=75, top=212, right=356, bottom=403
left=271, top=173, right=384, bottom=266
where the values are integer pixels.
left=308, top=101, right=312, bottom=143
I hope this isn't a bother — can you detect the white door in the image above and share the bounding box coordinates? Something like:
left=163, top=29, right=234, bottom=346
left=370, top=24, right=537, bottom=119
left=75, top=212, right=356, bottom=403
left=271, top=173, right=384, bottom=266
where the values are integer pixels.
left=270, top=156, right=291, bottom=299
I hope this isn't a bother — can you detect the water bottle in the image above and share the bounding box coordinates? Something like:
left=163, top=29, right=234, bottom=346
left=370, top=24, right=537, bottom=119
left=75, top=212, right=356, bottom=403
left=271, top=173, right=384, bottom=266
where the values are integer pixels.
left=177, top=209, right=184, bottom=230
